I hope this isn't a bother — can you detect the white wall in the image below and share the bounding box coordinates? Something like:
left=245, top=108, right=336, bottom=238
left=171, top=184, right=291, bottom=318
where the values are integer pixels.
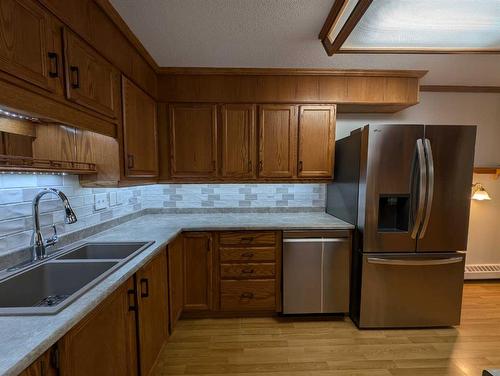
left=337, top=91, right=500, bottom=265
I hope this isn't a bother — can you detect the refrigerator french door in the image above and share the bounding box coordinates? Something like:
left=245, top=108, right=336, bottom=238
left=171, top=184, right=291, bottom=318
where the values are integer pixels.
left=327, top=124, right=476, bottom=328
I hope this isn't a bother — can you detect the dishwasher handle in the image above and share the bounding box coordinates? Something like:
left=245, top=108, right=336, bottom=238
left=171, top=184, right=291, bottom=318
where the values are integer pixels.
left=283, top=238, right=348, bottom=243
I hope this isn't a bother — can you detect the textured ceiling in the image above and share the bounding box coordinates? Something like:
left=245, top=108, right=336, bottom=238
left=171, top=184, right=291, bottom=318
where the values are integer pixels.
left=110, top=0, right=500, bottom=85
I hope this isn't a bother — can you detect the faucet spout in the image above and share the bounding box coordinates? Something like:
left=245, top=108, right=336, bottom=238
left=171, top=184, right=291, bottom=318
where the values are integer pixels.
left=31, top=188, right=77, bottom=261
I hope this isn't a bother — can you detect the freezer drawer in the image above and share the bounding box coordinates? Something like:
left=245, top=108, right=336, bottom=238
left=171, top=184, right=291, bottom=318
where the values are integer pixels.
left=283, top=237, right=350, bottom=314
left=359, top=253, right=465, bottom=328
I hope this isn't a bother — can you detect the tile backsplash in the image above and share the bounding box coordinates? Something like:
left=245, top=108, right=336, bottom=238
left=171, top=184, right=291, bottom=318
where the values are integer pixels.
left=0, top=174, right=325, bottom=255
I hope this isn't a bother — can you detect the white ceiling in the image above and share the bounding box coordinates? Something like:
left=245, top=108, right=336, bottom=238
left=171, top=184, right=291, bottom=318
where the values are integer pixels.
left=110, top=0, right=500, bottom=85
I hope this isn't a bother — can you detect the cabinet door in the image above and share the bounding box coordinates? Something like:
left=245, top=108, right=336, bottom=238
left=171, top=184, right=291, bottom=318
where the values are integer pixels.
left=0, top=0, right=61, bottom=92
left=220, top=104, right=256, bottom=179
left=58, top=278, right=138, bottom=376
left=183, top=232, right=213, bottom=311
left=136, top=250, right=169, bottom=376
left=258, top=105, right=298, bottom=178
left=168, top=235, right=184, bottom=331
left=19, top=348, right=57, bottom=376
left=169, top=104, right=217, bottom=178
left=122, top=76, right=158, bottom=178
left=298, top=105, right=336, bottom=178
left=63, top=28, right=120, bottom=119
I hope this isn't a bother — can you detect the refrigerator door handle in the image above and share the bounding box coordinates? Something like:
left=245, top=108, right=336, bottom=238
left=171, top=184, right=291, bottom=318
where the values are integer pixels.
left=410, top=139, right=427, bottom=239
left=419, top=138, right=435, bottom=239
left=367, top=256, right=463, bottom=266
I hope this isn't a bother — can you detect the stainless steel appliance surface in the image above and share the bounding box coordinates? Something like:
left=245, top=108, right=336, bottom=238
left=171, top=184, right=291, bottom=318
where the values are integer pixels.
left=282, top=231, right=351, bottom=314
left=327, top=124, right=476, bottom=328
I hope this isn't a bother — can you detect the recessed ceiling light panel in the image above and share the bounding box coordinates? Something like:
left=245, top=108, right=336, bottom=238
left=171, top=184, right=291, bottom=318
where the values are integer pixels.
left=342, top=0, right=500, bottom=52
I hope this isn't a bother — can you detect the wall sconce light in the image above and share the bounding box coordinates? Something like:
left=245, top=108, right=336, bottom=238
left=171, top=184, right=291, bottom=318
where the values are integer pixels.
left=471, top=183, right=492, bottom=201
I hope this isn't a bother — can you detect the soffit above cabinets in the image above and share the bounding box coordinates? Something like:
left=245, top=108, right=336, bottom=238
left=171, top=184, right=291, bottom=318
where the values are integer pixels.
left=321, top=0, right=500, bottom=55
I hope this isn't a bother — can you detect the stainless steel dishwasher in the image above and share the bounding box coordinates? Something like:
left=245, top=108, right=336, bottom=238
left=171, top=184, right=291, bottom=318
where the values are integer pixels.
left=283, top=230, right=351, bottom=314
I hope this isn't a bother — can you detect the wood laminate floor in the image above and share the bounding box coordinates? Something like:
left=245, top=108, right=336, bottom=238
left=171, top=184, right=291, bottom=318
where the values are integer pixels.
left=152, top=282, right=500, bottom=375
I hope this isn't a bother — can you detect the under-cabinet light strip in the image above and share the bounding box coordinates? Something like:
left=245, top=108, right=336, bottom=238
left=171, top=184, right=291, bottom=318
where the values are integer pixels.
left=0, top=108, right=40, bottom=122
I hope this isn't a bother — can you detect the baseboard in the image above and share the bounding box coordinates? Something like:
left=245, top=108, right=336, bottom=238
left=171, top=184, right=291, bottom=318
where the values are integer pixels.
left=465, top=264, right=500, bottom=280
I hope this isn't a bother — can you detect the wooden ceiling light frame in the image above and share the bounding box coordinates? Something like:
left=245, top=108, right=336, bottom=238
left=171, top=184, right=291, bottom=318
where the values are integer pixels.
left=319, top=0, right=500, bottom=55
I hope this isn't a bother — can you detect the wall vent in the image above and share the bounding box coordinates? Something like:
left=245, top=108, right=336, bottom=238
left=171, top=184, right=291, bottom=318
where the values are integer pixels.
left=465, top=264, right=500, bottom=280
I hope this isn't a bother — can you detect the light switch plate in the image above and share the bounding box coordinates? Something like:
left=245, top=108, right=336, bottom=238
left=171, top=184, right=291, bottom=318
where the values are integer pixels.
left=94, top=193, right=109, bottom=211
left=109, top=192, right=117, bottom=206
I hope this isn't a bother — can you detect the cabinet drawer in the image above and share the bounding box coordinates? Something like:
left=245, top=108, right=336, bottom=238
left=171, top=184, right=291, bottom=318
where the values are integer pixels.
left=219, top=231, right=276, bottom=246
left=221, top=280, right=275, bottom=311
left=220, top=247, right=276, bottom=262
left=221, top=263, right=275, bottom=279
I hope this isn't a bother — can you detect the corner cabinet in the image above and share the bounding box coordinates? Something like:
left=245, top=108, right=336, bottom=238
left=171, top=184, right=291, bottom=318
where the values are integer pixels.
left=297, top=105, right=336, bottom=178
left=122, top=76, right=158, bottom=178
left=58, top=278, right=138, bottom=376
left=168, top=104, right=218, bottom=178
left=258, top=105, right=298, bottom=178
left=19, top=347, right=57, bottom=376
left=168, top=235, right=184, bottom=331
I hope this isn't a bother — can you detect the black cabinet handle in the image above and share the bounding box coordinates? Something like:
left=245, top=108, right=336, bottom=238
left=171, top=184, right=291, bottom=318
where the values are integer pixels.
left=127, top=154, right=135, bottom=169
left=259, top=161, right=263, bottom=171
left=241, top=236, right=254, bottom=243
left=241, top=268, right=254, bottom=274
left=70, top=66, right=80, bottom=88
left=240, top=292, right=254, bottom=299
left=140, top=278, right=149, bottom=298
left=48, top=52, right=59, bottom=78
left=127, top=289, right=137, bottom=311
left=241, top=252, right=254, bottom=258
left=248, top=160, right=252, bottom=172
left=298, top=160, right=303, bottom=172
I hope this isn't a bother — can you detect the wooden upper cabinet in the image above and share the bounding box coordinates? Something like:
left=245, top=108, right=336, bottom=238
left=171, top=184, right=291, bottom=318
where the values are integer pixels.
left=220, top=104, right=256, bottom=179
left=63, top=28, right=120, bottom=119
left=136, top=250, right=169, bottom=376
left=0, top=0, right=62, bottom=93
left=258, top=105, right=298, bottom=178
left=122, top=76, right=158, bottom=178
left=169, top=104, right=217, bottom=178
left=58, top=278, right=138, bottom=376
left=183, top=232, right=214, bottom=311
left=298, top=105, right=336, bottom=178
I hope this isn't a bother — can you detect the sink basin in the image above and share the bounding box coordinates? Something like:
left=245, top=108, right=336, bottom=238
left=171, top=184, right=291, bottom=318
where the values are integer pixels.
left=0, top=261, right=117, bottom=315
left=57, top=242, right=151, bottom=260
left=0, top=241, right=154, bottom=315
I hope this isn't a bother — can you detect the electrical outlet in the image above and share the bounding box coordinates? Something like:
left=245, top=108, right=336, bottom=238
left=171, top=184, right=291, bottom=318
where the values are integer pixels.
left=109, top=191, right=117, bottom=206
left=94, top=193, right=109, bottom=211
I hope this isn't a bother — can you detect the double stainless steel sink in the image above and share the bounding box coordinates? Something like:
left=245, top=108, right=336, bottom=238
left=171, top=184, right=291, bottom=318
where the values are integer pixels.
left=0, top=241, right=154, bottom=316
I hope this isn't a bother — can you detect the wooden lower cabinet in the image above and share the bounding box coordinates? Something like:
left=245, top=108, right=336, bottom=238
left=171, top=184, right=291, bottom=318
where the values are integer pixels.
left=58, top=277, right=138, bottom=376
left=56, top=251, right=169, bottom=376
left=183, top=232, right=214, bottom=311
left=217, top=231, right=282, bottom=313
left=19, top=348, right=57, bottom=376
left=136, top=250, right=169, bottom=376
left=168, top=235, right=184, bottom=331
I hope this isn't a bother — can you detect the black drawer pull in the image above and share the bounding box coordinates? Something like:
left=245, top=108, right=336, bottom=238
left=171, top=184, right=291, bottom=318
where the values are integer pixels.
left=241, top=252, right=254, bottom=258
left=48, top=52, right=59, bottom=78
left=140, top=278, right=149, bottom=298
left=127, top=154, right=135, bottom=169
left=241, top=236, right=254, bottom=242
left=70, top=66, right=80, bottom=88
left=241, top=268, right=254, bottom=274
left=240, top=292, right=254, bottom=299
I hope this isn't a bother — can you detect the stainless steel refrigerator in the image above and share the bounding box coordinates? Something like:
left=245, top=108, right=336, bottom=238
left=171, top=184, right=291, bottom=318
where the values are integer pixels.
left=326, top=124, right=476, bottom=328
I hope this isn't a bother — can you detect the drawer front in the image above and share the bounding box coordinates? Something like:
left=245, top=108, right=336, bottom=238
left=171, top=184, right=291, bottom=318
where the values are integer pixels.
left=221, top=263, right=275, bottom=279
left=220, top=247, right=276, bottom=262
left=219, top=231, right=276, bottom=246
left=221, top=280, right=275, bottom=311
